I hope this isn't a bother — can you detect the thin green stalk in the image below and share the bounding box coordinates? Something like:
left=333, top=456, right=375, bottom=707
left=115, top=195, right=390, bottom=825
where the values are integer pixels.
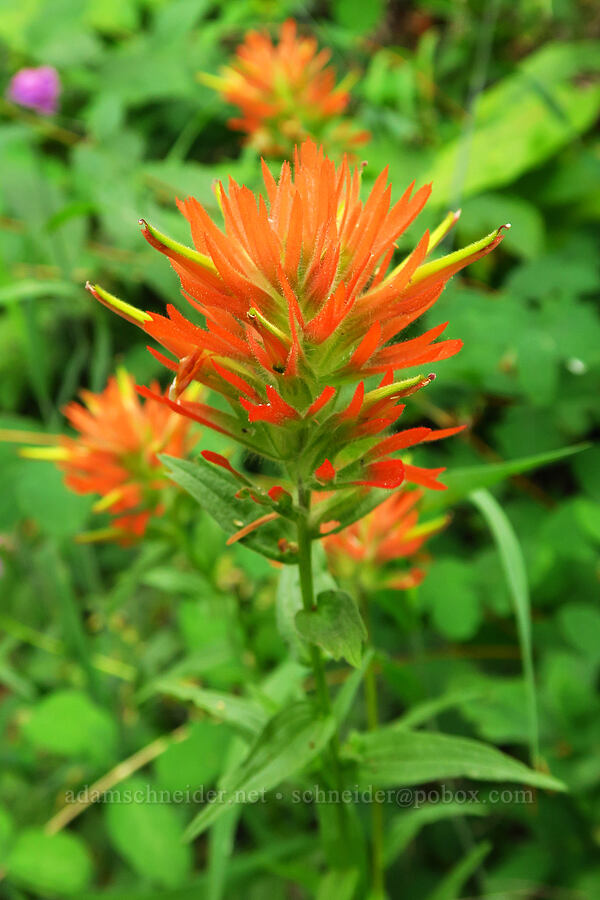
left=295, top=481, right=352, bottom=859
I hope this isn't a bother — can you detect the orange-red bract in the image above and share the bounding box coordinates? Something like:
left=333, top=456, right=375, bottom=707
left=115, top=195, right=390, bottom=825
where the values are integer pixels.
left=323, top=489, right=448, bottom=590
left=58, top=372, right=195, bottom=541
left=204, top=19, right=369, bottom=157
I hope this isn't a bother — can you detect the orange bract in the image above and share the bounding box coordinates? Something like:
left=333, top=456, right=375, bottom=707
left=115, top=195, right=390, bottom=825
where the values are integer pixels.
left=323, top=490, right=448, bottom=590
left=205, top=19, right=369, bottom=156
left=59, top=372, right=195, bottom=541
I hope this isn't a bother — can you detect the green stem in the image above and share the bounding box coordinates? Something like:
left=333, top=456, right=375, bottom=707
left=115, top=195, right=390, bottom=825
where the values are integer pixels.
left=295, top=481, right=351, bottom=859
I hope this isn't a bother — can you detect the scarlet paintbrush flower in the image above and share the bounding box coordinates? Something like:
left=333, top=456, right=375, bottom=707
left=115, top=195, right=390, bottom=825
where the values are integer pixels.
left=323, top=489, right=448, bottom=590
left=89, top=140, right=507, bottom=544
left=202, top=19, right=369, bottom=157
left=22, top=371, right=196, bottom=542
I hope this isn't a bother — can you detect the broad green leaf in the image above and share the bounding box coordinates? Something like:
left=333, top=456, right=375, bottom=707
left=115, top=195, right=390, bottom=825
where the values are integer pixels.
left=155, top=720, right=232, bottom=793
left=105, top=776, right=192, bottom=889
left=333, top=649, right=375, bottom=727
left=426, top=42, right=600, bottom=206
left=395, top=688, right=487, bottom=730
left=0, top=279, right=80, bottom=305
left=16, top=462, right=93, bottom=537
left=316, top=868, right=360, bottom=900
left=296, top=590, right=367, bottom=668
left=6, top=829, right=92, bottom=895
left=422, top=444, right=589, bottom=512
left=420, top=559, right=482, bottom=640
left=385, top=803, right=489, bottom=864
left=426, top=842, right=491, bottom=900
left=161, top=455, right=295, bottom=563
left=557, top=602, right=600, bottom=663
left=344, top=728, right=565, bottom=791
left=154, top=680, right=267, bottom=738
left=470, top=489, right=539, bottom=764
left=0, top=804, right=15, bottom=859
left=333, top=0, right=383, bottom=35
left=23, top=689, right=117, bottom=763
left=185, top=702, right=336, bottom=840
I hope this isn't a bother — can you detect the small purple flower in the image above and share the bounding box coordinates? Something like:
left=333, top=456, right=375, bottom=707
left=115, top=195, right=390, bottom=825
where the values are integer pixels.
left=7, top=66, right=60, bottom=116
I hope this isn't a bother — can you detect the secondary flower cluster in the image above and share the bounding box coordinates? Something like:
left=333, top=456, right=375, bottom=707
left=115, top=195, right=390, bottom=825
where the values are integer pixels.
left=203, top=19, right=369, bottom=157
left=23, top=371, right=195, bottom=542
left=324, top=489, right=448, bottom=591
left=90, top=139, right=506, bottom=545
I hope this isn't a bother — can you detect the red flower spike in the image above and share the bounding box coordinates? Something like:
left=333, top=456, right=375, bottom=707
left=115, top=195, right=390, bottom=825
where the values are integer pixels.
left=91, top=138, right=505, bottom=514
left=315, top=459, right=336, bottom=483
left=40, top=371, right=196, bottom=543
left=203, top=20, right=369, bottom=158
left=324, top=488, right=447, bottom=589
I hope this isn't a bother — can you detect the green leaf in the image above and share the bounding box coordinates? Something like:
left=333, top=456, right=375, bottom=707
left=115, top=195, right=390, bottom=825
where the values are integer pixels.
left=0, top=804, right=15, bottom=859
left=422, top=444, right=589, bottom=512
left=316, top=868, right=360, bottom=900
left=470, top=489, right=539, bottom=765
left=426, top=842, right=491, bottom=900
left=395, top=688, right=487, bottom=730
left=155, top=721, right=232, bottom=793
left=0, top=279, right=81, bottom=305
left=295, top=590, right=367, bottom=668
left=425, top=41, right=600, bottom=206
left=6, top=829, right=92, bottom=895
left=105, top=776, right=192, bottom=889
left=420, top=559, right=482, bottom=641
left=385, top=803, right=489, bottom=865
left=16, top=462, right=93, bottom=537
left=333, top=649, right=375, bottom=727
left=161, top=455, right=295, bottom=563
left=23, top=689, right=117, bottom=763
left=185, top=702, right=336, bottom=840
left=333, top=0, right=383, bottom=35
left=154, top=680, right=267, bottom=739
left=557, top=602, right=600, bottom=663
left=345, top=728, right=565, bottom=791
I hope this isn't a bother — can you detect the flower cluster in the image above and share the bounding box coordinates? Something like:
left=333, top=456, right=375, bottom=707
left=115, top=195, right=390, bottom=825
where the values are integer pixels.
left=323, top=489, right=448, bottom=591
left=90, top=139, right=506, bottom=545
left=202, top=19, right=369, bottom=157
left=7, top=66, right=60, bottom=116
left=23, top=371, right=195, bottom=542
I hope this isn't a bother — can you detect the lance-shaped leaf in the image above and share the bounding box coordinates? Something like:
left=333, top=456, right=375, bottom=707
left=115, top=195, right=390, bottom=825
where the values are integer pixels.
left=184, top=702, right=336, bottom=840
left=161, top=455, right=296, bottom=563
left=421, top=443, right=590, bottom=512
left=344, top=728, right=565, bottom=791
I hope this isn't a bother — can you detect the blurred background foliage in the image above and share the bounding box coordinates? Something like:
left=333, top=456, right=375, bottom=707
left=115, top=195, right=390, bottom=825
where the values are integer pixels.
left=0, top=0, right=599, bottom=897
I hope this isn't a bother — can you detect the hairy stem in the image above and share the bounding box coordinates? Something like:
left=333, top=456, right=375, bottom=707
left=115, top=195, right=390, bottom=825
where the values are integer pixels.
left=295, top=480, right=352, bottom=861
